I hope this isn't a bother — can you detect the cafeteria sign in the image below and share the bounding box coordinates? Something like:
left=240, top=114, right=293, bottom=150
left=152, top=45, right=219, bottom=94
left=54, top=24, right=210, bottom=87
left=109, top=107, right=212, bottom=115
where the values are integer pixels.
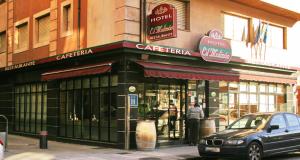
left=148, top=4, right=177, bottom=41
left=199, top=30, right=232, bottom=63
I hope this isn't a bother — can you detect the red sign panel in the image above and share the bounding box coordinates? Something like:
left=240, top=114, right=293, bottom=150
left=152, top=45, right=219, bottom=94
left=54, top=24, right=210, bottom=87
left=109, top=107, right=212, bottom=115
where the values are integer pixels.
left=199, top=30, right=232, bottom=63
left=148, top=4, right=177, bottom=41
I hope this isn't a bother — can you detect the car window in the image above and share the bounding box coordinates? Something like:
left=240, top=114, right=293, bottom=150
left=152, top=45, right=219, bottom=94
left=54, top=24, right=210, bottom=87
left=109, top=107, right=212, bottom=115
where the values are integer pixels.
left=285, top=114, right=300, bottom=127
left=229, top=115, right=270, bottom=129
left=270, top=115, right=286, bottom=129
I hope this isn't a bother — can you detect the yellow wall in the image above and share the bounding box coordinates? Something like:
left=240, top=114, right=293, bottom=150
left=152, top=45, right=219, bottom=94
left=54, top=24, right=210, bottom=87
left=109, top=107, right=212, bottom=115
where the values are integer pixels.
left=87, top=0, right=140, bottom=47
left=0, top=3, right=7, bottom=31
left=147, top=0, right=299, bottom=67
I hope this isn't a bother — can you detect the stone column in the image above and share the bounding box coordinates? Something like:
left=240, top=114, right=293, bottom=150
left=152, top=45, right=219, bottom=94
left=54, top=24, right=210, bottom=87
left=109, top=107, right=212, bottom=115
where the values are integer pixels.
left=7, top=0, right=14, bottom=66
left=49, top=0, right=58, bottom=56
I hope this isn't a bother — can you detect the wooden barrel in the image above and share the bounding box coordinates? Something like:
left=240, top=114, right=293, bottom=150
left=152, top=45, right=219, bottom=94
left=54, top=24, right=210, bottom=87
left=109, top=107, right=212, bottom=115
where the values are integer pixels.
left=136, top=120, right=156, bottom=151
left=199, top=118, right=216, bottom=138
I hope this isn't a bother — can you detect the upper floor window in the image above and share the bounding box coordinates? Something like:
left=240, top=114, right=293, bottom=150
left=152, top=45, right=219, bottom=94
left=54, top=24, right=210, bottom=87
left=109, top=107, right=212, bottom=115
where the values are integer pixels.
left=15, top=19, right=29, bottom=52
left=34, top=10, right=50, bottom=48
left=0, top=0, right=5, bottom=5
left=224, top=13, right=249, bottom=42
left=61, top=0, right=73, bottom=37
left=253, top=20, right=286, bottom=49
left=0, top=31, right=6, bottom=53
left=147, top=0, right=190, bottom=30
left=266, top=24, right=284, bottom=49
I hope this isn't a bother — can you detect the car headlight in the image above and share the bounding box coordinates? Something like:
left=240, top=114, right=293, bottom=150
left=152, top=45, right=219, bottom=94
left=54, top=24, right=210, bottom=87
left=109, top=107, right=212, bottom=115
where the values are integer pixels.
left=225, top=139, right=245, bottom=145
left=199, top=139, right=206, bottom=144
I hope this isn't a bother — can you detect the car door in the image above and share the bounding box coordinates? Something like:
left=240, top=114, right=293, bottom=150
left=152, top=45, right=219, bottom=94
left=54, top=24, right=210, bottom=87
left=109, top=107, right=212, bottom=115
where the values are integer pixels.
left=284, top=113, right=300, bottom=151
left=262, top=114, right=288, bottom=155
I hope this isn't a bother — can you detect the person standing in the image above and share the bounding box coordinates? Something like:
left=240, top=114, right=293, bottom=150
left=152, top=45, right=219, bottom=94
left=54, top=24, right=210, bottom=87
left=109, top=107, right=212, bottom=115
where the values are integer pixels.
left=168, top=100, right=178, bottom=131
left=187, top=103, right=204, bottom=145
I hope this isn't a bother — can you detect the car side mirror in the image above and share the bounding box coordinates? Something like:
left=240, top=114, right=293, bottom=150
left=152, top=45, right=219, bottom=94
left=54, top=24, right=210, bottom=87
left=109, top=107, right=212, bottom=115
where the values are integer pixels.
left=268, top=125, right=279, bottom=132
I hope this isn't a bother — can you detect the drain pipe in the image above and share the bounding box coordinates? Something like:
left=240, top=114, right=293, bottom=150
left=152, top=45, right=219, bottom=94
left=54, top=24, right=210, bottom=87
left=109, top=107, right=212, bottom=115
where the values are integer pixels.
left=77, top=0, right=81, bottom=50
left=140, top=0, right=147, bottom=43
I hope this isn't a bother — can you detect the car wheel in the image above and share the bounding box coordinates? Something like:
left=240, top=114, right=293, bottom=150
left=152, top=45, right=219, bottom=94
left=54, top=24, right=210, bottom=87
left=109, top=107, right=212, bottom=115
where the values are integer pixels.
left=247, top=142, right=262, bottom=160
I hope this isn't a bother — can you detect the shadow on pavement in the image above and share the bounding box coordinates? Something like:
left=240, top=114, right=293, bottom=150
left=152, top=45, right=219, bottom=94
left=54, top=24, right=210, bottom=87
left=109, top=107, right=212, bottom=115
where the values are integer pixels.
left=189, top=152, right=300, bottom=160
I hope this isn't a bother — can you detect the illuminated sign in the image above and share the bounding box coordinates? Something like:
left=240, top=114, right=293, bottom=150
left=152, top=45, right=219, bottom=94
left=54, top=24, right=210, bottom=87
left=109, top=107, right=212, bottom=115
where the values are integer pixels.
left=148, top=4, right=177, bottom=41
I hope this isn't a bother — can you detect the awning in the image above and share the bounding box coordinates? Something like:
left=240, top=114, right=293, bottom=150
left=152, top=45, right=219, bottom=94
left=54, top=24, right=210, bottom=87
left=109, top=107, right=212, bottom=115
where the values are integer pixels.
left=239, top=74, right=297, bottom=84
left=41, top=62, right=113, bottom=81
left=136, top=61, right=240, bottom=81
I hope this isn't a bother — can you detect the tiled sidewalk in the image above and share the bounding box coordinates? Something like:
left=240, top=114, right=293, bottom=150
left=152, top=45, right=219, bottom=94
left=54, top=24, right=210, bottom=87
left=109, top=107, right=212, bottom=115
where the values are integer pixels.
left=4, top=135, right=199, bottom=160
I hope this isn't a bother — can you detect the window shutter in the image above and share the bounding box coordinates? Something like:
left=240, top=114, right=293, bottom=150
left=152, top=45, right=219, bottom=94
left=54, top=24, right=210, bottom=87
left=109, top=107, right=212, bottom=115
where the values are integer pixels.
left=63, top=4, right=71, bottom=32
left=37, top=15, right=50, bottom=43
left=17, top=23, right=28, bottom=49
left=0, top=32, right=6, bottom=53
left=148, top=0, right=188, bottom=30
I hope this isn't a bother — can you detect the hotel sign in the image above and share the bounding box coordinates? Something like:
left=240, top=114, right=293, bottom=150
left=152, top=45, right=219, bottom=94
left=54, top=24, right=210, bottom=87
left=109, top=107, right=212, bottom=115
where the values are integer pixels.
left=148, top=4, right=177, bottom=41
left=199, top=30, right=232, bottom=63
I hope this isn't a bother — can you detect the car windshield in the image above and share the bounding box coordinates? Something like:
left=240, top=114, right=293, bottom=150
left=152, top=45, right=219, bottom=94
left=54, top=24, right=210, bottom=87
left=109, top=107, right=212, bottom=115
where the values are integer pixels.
left=228, top=114, right=271, bottom=129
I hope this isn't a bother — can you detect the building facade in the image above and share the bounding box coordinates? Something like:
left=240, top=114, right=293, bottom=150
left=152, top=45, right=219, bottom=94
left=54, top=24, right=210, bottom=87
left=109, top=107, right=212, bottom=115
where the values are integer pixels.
left=0, top=0, right=299, bottom=149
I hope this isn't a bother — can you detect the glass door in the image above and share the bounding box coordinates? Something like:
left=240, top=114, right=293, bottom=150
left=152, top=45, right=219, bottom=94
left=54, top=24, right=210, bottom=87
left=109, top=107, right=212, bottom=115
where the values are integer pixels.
left=143, top=82, right=186, bottom=144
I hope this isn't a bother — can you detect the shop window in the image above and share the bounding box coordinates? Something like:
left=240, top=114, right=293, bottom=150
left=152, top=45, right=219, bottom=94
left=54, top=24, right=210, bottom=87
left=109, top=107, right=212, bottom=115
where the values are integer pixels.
left=14, top=83, right=47, bottom=134
left=148, top=0, right=190, bottom=30
left=14, top=19, right=29, bottom=53
left=61, top=1, right=73, bottom=37
left=0, top=31, right=6, bottom=53
left=224, top=13, right=249, bottom=42
left=34, top=10, right=50, bottom=48
left=59, top=74, right=118, bottom=142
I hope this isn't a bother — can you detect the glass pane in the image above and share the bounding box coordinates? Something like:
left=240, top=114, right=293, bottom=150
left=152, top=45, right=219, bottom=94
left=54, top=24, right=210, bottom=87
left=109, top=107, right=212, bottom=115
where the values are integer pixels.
left=100, top=76, right=109, bottom=87
left=229, top=82, right=238, bottom=91
left=91, top=88, right=99, bottom=140
left=259, top=84, right=266, bottom=93
left=31, top=84, right=36, bottom=92
left=259, top=95, right=267, bottom=112
left=239, top=83, right=247, bottom=92
left=91, top=77, right=99, bottom=88
left=75, top=79, right=82, bottom=89
left=82, top=89, right=90, bottom=139
left=67, top=80, right=74, bottom=90
left=249, top=83, right=257, bottom=93
left=67, top=91, right=74, bottom=138
left=60, top=81, right=66, bottom=90
left=83, top=78, right=90, bottom=89
left=111, top=75, right=118, bottom=87
left=269, top=85, right=276, bottom=93
left=277, top=85, right=284, bottom=94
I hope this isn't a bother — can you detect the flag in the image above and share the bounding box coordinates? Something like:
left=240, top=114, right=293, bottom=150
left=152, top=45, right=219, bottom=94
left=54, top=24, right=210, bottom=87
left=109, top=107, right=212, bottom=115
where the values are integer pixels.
left=254, top=20, right=261, bottom=44
left=263, top=24, right=269, bottom=44
left=241, top=26, right=247, bottom=42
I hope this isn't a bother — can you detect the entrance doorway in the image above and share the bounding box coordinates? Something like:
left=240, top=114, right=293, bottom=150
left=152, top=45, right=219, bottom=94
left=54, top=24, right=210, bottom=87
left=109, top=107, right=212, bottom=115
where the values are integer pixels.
left=138, top=80, right=205, bottom=145
left=144, top=83, right=186, bottom=144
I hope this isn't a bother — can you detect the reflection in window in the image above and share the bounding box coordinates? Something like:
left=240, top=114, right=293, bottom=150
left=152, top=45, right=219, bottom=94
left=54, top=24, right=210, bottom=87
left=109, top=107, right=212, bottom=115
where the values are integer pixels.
left=224, top=14, right=249, bottom=41
left=59, top=75, right=118, bottom=142
left=270, top=115, right=286, bottom=129
left=14, top=83, right=47, bottom=134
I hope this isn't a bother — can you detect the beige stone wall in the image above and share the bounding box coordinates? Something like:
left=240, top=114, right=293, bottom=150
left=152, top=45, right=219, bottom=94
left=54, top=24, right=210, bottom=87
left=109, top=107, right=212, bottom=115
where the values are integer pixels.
left=0, top=2, right=7, bottom=67
left=87, top=0, right=140, bottom=47
left=0, top=3, right=7, bottom=32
